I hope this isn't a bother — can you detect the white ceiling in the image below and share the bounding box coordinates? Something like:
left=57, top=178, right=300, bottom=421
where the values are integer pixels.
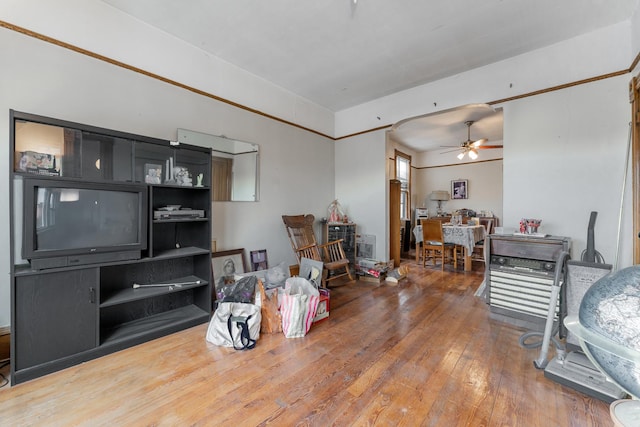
left=100, top=0, right=637, bottom=151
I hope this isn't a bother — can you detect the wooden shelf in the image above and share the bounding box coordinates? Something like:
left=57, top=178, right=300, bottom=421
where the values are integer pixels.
left=153, top=217, right=208, bottom=224
left=100, top=305, right=209, bottom=345
left=151, top=246, right=210, bottom=259
left=100, top=275, right=208, bottom=307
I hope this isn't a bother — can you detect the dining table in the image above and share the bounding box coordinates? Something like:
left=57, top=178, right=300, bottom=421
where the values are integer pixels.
left=413, top=223, right=486, bottom=271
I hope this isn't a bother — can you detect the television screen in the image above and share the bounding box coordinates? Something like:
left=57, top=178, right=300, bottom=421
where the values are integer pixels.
left=36, top=187, right=140, bottom=250
left=23, top=179, right=147, bottom=261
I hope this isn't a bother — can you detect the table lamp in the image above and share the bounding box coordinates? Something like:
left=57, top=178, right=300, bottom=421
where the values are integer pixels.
left=430, top=191, right=450, bottom=216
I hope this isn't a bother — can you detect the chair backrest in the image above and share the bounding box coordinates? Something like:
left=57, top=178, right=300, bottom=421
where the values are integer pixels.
left=282, top=214, right=322, bottom=262
left=422, top=219, right=445, bottom=244
left=479, top=218, right=494, bottom=235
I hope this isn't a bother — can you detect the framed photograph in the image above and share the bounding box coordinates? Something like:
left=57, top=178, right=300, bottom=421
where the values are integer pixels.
left=211, top=249, right=246, bottom=290
left=144, top=163, right=163, bottom=184
left=356, top=234, right=376, bottom=260
left=451, top=179, right=468, bottom=200
left=250, top=249, right=268, bottom=271
left=300, top=257, right=323, bottom=289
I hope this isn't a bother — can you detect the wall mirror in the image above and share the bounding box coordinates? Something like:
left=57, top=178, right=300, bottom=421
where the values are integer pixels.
left=177, top=129, right=259, bottom=201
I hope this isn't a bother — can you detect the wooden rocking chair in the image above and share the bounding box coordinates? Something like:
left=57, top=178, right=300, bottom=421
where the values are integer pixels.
left=282, top=214, right=354, bottom=287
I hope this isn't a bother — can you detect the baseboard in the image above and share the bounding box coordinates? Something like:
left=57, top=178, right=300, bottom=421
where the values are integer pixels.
left=0, top=327, right=9, bottom=362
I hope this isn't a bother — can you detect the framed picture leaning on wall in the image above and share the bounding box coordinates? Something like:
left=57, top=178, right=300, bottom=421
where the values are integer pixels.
left=452, top=179, right=468, bottom=199
left=211, top=249, right=247, bottom=291
left=250, top=249, right=268, bottom=271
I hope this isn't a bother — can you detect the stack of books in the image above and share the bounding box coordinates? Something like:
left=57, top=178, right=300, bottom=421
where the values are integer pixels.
left=355, top=258, right=390, bottom=284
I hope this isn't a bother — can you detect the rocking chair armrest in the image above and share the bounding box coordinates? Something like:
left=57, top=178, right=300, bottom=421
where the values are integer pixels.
left=296, top=243, right=319, bottom=252
left=295, top=243, right=323, bottom=262
left=318, top=238, right=344, bottom=249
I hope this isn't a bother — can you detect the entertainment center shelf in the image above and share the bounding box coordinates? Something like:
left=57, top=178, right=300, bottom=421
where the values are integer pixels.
left=9, top=110, right=213, bottom=385
left=100, top=305, right=209, bottom=345
left=100, top=274, right=208, bottom=307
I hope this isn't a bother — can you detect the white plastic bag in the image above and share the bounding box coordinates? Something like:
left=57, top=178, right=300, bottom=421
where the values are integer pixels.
left=279, top=277, right=320, bottom=338
left=206, top=302, right=261, bottom=350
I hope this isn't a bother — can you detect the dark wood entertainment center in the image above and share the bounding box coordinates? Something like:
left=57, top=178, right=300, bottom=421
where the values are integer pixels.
left=9, top=110, right=212, bottom=385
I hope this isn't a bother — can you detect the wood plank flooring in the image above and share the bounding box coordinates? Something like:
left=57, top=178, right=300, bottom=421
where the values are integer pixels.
left=0, top=260, right=612, bottom=426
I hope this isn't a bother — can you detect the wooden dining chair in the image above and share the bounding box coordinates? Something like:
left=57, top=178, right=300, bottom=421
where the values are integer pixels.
left=421, top=219, right=457, bottom=270
left=282, top=214, right=354, bottom=287
left=472, top=218, right=494, bottom=263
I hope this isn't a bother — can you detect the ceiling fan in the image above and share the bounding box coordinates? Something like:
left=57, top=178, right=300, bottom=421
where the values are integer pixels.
left=441, top=121, right=503, bottom=160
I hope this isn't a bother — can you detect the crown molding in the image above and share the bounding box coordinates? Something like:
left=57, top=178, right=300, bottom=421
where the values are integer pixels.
left=0, top=20, right=334, bottom=141
left=2, top=19, right=638, bottom=143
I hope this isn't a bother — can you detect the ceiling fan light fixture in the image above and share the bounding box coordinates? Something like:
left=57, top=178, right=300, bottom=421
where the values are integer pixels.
left=457, top=152, right=465, bottom=160
left=469, top=149, right=478, bottom=159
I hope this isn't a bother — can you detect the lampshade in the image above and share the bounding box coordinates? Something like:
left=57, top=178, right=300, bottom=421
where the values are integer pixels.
left=430, top=191, right=450, bottom=201
left=468, top=149, right=478, bottom=159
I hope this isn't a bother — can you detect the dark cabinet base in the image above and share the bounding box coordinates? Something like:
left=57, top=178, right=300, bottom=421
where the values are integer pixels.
left=12, top=253, right=211, bottom=385
left=14, top=269, right=99, bottom=371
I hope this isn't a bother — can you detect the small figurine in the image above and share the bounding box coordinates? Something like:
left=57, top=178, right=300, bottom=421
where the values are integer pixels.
left=328, top=199, right=344, bottom=223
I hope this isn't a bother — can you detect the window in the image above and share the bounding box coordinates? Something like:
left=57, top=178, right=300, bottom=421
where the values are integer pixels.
left=395, top=150, right=411, bottom=220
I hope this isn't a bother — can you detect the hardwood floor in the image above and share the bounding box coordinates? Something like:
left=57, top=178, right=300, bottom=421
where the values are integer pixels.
left=0, top=260, right=612, bottom=426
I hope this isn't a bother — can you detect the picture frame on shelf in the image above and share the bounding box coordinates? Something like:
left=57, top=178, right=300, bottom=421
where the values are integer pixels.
left=211, top=249, right=247, bottom=290
left=451, top=179, right=468, bottom=200
left=17, top=151, right=60, bottom=176
left=250, top=249, right=268, bottom=272
left=144, top=163, right=163, bottom=184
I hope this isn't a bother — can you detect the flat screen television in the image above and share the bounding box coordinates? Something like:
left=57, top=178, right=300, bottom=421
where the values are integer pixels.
left=23, top=178, right=148, bottom=269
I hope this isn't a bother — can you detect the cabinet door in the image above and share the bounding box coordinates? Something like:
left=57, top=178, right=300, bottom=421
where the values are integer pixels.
left=14, top=269, right=98, bottom=370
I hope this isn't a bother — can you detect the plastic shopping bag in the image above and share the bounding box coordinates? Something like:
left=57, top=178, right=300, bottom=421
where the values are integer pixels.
left=215, top=275, right=257, bottom=304
left=279, top=277, right=320, bottom=338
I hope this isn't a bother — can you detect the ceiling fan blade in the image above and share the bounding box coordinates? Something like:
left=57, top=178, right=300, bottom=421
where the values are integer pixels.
left=471, top=138, right=488, bottom=148
left=476, top=144, right=503, bottom=150
left=440, top=147, right=463, bottom=154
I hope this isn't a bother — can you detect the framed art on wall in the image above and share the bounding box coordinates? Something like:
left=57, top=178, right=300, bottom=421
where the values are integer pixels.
left=451, top=179, right=468, bottom=199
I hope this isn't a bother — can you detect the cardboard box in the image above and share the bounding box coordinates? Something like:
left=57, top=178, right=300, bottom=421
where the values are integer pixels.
left=357, top=272, right=387, bottom=285
left=357, top=258, right=385, bottom=269
left=313, top=288, right=330, bottom=323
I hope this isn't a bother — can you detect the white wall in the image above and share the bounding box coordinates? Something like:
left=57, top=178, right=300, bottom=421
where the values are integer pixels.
left=414, top=161, right=503, bottom=222
left=0, top=27, right=335, bottom=327
left=1, top=0, right=334, bottom=137
left=335, top=27, right=635, bottom=274
left=338, top=73, right=631, bottom=270
left=412, top=142, right=504, bottom=222
left=503, top=75, right=632, bottom=267
left=632, top=4, right=640, bottom=59
left=2, top=3, right=638, bottom=329
left=335, top=130, right=387, bottom=260
left=335, top=22, right=632, bottom=138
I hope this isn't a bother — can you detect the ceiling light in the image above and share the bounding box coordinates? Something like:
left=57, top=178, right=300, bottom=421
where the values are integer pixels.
left=457, top=152, right=465, bottom=160
left=469, top=149, right=478, bottom=160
